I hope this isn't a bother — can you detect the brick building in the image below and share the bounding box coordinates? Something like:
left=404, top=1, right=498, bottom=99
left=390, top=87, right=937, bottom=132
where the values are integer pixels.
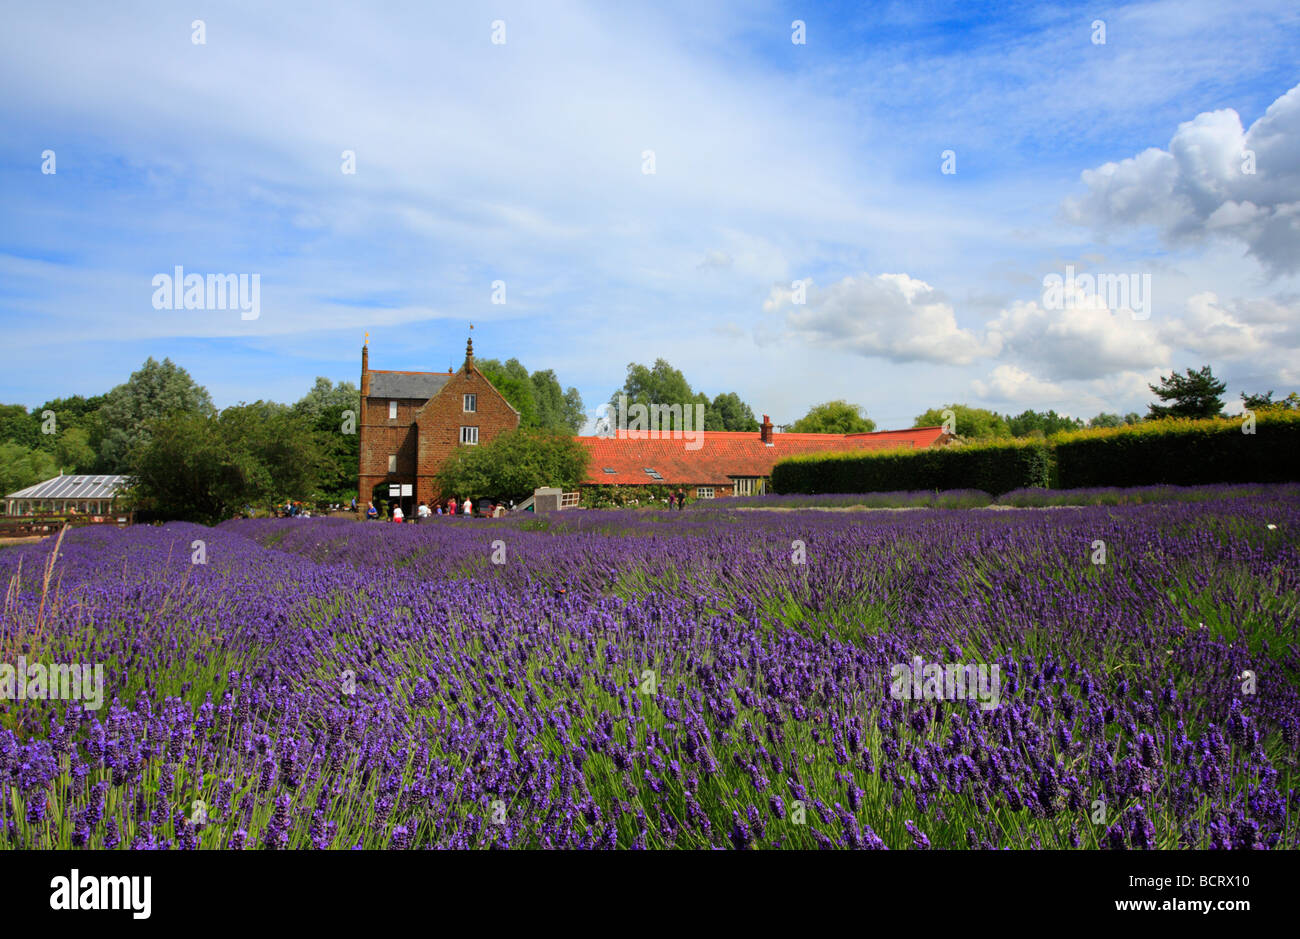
left=358, top=335, right=951, bottom=510
left=576, top=416, right=952, bottom=498
left=358, top=336, right=519, bottom=513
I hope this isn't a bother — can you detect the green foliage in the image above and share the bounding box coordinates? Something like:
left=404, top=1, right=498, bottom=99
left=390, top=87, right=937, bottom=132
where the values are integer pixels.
left=125, top=404, right=322, bottom=523
left=434, top=428, right=590, bottom=502
left=708, top=392, right=760, bottom=432
left=1004, top=409, right=1084, bottom=437
left=0, top=404, right=39, bottom=449
left=1087, top=412, right=1124, bottom=429
left=772, top=438, right=1051, bottom=496
left=97, top=358, right=216, bottom=472
left=1053, top=412, right=1300, bottom=488
left=54, top=427, right=96, bottom=473
left=477, top=358, right=584, bottom=432
left=1147, top=365, right=1226, bottom=420
left=580, top=484, right=685, bottom=509
left=0, top=442, right=58, bottom=497
left=914, top=404, right=1010, bottom=439
left=608, top=359, right=757, bottom=433
left=787, top=400, right=875, bottom=434
left=1241, top=390, right=1299, bottom=412
left=293, top=378, right=360, bottom=500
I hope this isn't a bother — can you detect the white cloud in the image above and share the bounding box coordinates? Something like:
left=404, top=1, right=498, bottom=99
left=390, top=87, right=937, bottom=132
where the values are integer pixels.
left=768, top=273, right=996, bottom=365
left=971, top=365, right=1065, bottom=403
left=1064, top=83, right=1300, bottom=275
left=985, top=293, right=1169, bottom=381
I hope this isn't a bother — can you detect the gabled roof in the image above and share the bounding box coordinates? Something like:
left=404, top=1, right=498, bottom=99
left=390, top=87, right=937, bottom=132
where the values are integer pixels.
left=368, top=370, right=454, bottom=399
left=575, top=427, right=950, bottom=485
left=6, top=474, right=128, bottom=500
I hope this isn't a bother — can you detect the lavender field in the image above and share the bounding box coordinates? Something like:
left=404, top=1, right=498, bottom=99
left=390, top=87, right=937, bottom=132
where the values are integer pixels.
left=2, top=488, right=1298, bottom=849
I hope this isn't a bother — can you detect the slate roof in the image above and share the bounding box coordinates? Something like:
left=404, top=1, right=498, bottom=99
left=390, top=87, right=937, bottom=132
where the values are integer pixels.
left=368, top=370, right=453, bottom=399
left=6, top=474, right=129, bottom=500
left=575, top=428, right=950, bottom=486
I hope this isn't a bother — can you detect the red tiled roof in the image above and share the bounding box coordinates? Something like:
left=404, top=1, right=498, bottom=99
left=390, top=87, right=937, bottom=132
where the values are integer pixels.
left=576, top=427, right=950, bottom=485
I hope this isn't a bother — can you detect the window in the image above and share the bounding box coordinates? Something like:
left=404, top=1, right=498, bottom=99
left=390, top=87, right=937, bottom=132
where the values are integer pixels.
left=387, top=454, right=397, bottom=473
left=602, top=467, right=616, bottom=474
left=732, top=477, right=764, bottom=496
left=643, top=467, right=662, bottom=480
left=388, top=400, right=398, bottom=420
left=696, top=487, right=714, bottom=499
left=461, top=426, right=479, bottom=445
left=463, top=393, right=477, bottom=413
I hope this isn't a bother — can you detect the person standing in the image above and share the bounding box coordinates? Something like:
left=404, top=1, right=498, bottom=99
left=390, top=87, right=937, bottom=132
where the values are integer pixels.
left=392, top=505, right=404, bottom=524
left=462, top=496, right=473, bottom=517
left=417, top=502, right=431, bottom=523
left=366, top=501, right=379, bottom=520
left=447, top=497, right=457, bottom=516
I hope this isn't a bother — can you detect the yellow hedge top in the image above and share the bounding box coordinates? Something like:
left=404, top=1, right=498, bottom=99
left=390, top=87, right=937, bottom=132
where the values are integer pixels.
left=776, top=435, right=1045, bottom=466
left=1049, top=410, right=1300, bottom=445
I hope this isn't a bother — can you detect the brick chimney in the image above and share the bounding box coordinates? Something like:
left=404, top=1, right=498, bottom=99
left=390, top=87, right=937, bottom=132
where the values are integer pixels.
left=760, top=414, right=773, bottom=445
left=360, top=337, right=370, bottom=397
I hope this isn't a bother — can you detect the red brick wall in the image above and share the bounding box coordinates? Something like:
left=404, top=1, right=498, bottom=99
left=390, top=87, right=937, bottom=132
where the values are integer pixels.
left=357, top=397, right=423, bottom=503
left=415, top=367, right=519, bottom=503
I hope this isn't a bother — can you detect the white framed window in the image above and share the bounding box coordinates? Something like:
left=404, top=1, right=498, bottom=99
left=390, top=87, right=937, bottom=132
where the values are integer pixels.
left=460, top=426, right=479, bottom=445
left=387, top=454, right=397, bottom=473
left=388, top=400, right=398, bottom=420
left=463, top=393, right=477, bottom=413
left=696, top=487, right=714, bottom=499
left=732, top=477, right=764, bottom=496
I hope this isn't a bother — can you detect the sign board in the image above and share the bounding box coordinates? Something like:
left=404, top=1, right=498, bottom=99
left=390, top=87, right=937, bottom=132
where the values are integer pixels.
left=401, top=484, right=413, bottom=497
left=388, top=485, right=401, bottom=497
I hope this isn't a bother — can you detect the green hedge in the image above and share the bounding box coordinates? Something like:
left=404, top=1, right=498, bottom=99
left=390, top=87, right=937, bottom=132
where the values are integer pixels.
left=1052, top=412, right=1300, bottom=488
left=770, top=412, right=1300, bottom=495
left=771, top=438, right=1051, bottom=496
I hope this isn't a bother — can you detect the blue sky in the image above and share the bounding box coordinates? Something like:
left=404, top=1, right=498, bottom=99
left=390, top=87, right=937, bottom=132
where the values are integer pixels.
left=2, top=0, right=1298, bottom=429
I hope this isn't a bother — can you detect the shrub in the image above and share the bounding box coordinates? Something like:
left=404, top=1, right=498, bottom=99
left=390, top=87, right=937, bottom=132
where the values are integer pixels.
left=1051, top=412, right=1300, bottom=488
left=771, top=438, right=1050, bottom=496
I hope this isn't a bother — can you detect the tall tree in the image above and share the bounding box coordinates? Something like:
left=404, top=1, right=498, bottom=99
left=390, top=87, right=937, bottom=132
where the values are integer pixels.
left=914, top=404, right=1010, bottom=439
left=610, top=359, right=695, bottom=413
left=561, top=387, right=586, bottom=433
left=96, top=358, right=216, bottom=472
left=126, top=403, right=321, bottom=523
left=293, top=377, right=359, bottom=422
left=608, top=360, right=757, bottom=433
left=1147, top=365, right=1226, bottom=420
left=789, top=401, right=876, bottom=434
left=709, top=392, right=760, bottom=432
left=477, top=357, right=538, bottom=428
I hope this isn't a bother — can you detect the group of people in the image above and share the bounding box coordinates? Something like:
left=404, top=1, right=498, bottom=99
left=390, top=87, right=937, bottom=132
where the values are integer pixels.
left=363, top=497, right=510, bottom=522
left=669, top=488, right=687, bottom=510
